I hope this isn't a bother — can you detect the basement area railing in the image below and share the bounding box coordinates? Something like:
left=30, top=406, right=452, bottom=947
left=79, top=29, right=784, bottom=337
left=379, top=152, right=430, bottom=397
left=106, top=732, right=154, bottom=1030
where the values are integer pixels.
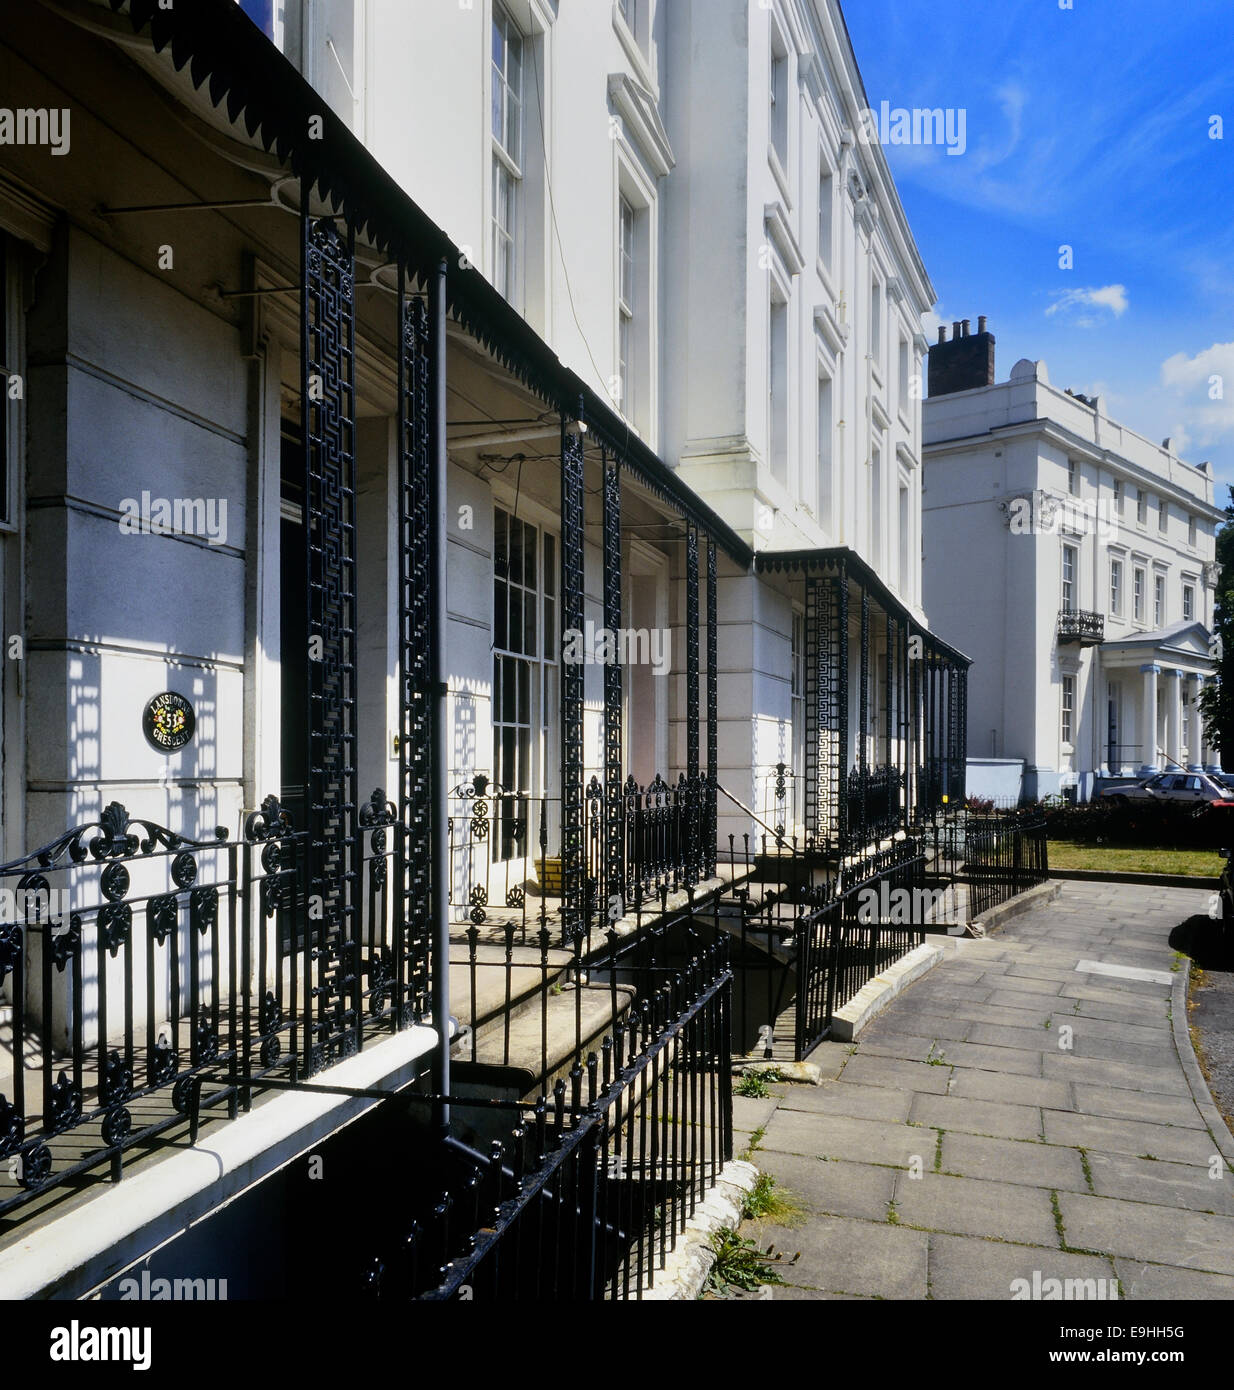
left=364, top=938, right=733, bottom=1300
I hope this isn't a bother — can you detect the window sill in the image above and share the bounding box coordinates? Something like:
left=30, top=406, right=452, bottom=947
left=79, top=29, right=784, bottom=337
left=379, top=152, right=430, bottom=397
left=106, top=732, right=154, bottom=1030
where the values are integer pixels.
left=768, top=144, right=793, bottom=211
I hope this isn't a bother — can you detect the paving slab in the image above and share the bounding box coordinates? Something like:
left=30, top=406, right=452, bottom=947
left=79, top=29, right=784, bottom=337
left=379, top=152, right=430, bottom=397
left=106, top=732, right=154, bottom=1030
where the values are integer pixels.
left=748, top=1213, right=929, bottom=1299
left=750, top=1149, right=896, bottom=1223
left=928, top=1232, right=1116, bottom=1301
left=937, top=1131, right=1089, bottom=1192
left=1114, top=1259, right=1234, bottom=1300
left=892, top=1170, right=1059, bottom=1246
left=921, top=1039, right=1044, bottom=1077
left=759, top=1109, right=934, bottom=1169
left=776, top=1080, right=913, bottom=1125
left=1042, top=1109, right=1220, bottom=1166
left=967, top=1021, right=1059, bottom=1053
left=947, top=1068, right=1073, bottom=1111
left=1041, top=1052, right=1190, bottom=1096
left=855, top=1031, right=945, bottom=1062
left=908, top=1092, right=1043, bottom=1141
left=1072, top=1082, right=1206, bottom=1130
left=1086, top=1150, right=1234, bottom=1215
left=1057, top=1193, right=1234, bottom=1277
left=835, top=1053, right=952, bottom=1096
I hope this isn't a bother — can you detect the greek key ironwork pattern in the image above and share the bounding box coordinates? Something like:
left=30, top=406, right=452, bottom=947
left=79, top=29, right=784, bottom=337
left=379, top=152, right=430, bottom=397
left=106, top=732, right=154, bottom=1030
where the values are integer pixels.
left=397, top=276, right=433, bottom=1024
left=301, top=202, right=359, bottom=1069
left=602, top=449, right=624, bottom=914
left=560, top=414, right=586, bottom=941
left=858, top=586, right=870, bottom=846
left=705, top=539, right=718, bottom=880
left=685, top=523, right=700, bottom=886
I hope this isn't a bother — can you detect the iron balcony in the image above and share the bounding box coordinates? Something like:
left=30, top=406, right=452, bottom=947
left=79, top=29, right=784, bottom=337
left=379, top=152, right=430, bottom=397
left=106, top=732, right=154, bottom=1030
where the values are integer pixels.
left=1057, top=608, right=1105, bottom=645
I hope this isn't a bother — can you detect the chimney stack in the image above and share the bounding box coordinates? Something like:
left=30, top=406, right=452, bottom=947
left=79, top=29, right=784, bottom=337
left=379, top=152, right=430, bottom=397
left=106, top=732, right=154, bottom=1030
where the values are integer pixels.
left=928, top=314, right=996, bottom=397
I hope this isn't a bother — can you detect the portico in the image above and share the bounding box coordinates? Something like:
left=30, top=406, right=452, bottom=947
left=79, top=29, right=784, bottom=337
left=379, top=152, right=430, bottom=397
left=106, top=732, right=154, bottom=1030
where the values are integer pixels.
left=1100, top=623, right=1217, bottom=779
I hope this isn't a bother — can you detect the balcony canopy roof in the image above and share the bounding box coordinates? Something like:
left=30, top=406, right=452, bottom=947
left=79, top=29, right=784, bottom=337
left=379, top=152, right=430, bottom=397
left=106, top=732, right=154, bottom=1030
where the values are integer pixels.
left=101, top=0, right=753, bottom=568
left=754, top=546, right=972, bottom=667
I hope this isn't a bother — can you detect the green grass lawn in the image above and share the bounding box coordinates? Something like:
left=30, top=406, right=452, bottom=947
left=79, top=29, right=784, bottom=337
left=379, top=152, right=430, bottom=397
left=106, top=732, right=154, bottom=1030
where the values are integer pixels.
left=1048, top=841, right=1223, bottom=877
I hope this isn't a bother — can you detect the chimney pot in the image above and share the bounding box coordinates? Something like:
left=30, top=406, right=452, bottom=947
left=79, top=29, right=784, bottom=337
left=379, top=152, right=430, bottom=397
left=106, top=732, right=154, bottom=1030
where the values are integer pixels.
left=961, top=318, right=971, bottom=337
left=938, top=326, right=948, bottom=344
left=978, top=315, right=987, bottom=334
left=952, top=321, right=962, bottom=339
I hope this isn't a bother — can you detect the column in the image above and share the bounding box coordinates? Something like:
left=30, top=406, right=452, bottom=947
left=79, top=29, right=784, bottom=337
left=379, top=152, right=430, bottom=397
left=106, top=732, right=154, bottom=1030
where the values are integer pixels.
left=1188, top=673, right=1205, bottom=772
left=1165, top=669, right=1184, bottom=770
left=601, top=450, right=624, bottom=906
left=560, top=411, right=586, bottom=942
left=1138, top=663, right=1160, bottom=775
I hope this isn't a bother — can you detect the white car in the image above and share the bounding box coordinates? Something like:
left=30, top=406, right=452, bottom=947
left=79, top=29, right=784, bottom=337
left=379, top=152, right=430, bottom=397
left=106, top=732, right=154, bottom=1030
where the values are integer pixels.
left=1100, top=772, right=1227, bottom=806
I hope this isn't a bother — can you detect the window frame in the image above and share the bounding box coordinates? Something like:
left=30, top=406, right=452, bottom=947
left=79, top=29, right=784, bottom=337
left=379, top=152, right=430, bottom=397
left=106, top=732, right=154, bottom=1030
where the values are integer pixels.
left=1061, top=674, right=1075, bottom=746
left=1061, top=542, right=1077, bottom=612
left=1153, top=572, right=1165, bottom=627
left=1133, top=566, right=1145, bottom=623
left=1109, top=557, right=1122, bottom=617
left=490, top=1, right=525, bottom=304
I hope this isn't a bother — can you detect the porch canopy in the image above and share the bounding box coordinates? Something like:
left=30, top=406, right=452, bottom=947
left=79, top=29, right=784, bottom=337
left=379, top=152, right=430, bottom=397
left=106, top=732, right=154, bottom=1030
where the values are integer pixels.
left=1098, top=620, right=1217, bottom=776
left=755, top=547, right=972, bottom=851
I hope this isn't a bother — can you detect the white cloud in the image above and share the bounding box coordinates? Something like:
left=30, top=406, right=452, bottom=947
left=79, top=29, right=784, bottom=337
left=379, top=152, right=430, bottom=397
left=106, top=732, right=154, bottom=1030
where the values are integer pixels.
left=1045, top=285, right=1129, bottom=322
left=921, top=307, right=949, bottom=340
left=1159, top=341, right=1234, bottom=448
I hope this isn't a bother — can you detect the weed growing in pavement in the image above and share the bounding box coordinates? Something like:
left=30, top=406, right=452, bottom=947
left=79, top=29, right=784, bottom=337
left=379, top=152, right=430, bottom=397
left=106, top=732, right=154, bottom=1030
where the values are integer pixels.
left=739, top=1125, right=767, bottom=1162
left=735, top=1068, right=783, bottom=1098
left=704, top=1229, right=796, bottom=1296
left=742, top=1172, right=805, bottom=1227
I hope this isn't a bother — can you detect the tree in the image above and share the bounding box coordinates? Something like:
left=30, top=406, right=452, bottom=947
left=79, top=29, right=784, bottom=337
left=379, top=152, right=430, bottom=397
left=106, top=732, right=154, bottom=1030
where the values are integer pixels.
left=1198, top=485, right=1234, bottom=767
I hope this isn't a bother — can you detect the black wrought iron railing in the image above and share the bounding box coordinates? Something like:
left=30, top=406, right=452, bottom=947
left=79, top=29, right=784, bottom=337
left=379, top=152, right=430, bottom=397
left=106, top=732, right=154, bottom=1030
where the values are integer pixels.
left=965, top=811, right=1049, bottom=919
left=446, top=772, right=716, bottom=952
left=0, top=790, right=425, bottom=1216
left=848, top=764, right=903, bottom=842
left=365, top=938, right=733, bottom=1300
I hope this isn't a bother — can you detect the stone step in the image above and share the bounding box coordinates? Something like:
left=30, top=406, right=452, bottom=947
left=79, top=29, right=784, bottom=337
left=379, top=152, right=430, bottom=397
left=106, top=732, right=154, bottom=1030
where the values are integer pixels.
left=451, top=979, right=636, bottom=1101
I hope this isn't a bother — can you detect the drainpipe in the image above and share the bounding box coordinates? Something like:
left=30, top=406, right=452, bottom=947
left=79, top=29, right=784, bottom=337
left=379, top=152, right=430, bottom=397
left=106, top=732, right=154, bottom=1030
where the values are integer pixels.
left=430, top=258, right=451, bottom=1138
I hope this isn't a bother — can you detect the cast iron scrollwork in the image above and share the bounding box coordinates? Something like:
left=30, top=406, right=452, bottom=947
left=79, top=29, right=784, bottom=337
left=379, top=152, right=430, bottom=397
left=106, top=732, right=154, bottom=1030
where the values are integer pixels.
left=47, top=1072, right=82, bottom=1134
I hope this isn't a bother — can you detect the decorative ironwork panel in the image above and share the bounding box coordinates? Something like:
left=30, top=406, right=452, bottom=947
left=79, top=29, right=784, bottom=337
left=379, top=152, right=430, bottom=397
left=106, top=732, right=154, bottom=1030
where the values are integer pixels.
left=705, top=540, right=718, bottom=880
left=602, top=450, right=624, bottom=915
left=301, top=204, right=359, bottom=1069
left=956, top=667, right=969, bottom=800
left=857, top=586, right=869, bottom=847
left=805, top=570, right=848, bottom=852
left=685, top=524, right=700, bottom=886
left=397, top=275, right=433, bottom=1024
left=560, top=415, right=586, bottom=941
left=836, top=572, right=849, bottom=849
left=899, top=617, right=910, bottom=829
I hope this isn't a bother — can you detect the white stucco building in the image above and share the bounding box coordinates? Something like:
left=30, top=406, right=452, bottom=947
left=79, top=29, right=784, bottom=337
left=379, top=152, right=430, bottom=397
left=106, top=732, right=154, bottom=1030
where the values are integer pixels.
left=923, top=325, right=1223, bottom=802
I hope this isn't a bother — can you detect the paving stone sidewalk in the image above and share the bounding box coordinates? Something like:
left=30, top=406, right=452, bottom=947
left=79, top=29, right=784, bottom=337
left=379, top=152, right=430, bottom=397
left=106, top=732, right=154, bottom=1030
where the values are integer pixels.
left=728, top=881, right=1234, bottom=1300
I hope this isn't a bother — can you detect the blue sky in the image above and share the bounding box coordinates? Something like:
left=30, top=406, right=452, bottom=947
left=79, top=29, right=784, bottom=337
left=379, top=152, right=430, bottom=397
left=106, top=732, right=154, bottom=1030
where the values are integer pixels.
left=842, top=0, right=1234, bottom=500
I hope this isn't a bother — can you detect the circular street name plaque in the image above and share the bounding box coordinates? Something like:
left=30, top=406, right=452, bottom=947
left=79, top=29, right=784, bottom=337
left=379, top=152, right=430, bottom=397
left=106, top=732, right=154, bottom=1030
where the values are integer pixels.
left=142, top=691, right=196, bottom=752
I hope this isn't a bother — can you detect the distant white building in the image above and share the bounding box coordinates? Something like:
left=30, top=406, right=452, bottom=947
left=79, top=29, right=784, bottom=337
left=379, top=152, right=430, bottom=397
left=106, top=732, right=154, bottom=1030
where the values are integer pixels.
left=923, top=324, right=1223, bottom=801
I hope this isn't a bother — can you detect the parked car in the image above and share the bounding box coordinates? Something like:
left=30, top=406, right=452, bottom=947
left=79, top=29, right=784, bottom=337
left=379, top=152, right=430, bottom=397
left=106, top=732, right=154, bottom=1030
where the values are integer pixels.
left=1100, top=772, right=1228, bottom=807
